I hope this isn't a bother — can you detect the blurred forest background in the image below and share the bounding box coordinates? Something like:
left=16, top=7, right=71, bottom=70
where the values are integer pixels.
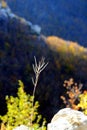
left=0, top=0, right=87, bottom=124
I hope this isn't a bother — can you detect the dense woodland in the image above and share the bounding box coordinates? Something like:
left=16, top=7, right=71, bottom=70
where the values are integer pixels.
left=0, top=26, right=87, bottom=121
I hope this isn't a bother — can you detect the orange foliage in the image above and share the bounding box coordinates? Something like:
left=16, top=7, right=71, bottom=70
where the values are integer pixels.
left=60, top=78, right=82, bottom=110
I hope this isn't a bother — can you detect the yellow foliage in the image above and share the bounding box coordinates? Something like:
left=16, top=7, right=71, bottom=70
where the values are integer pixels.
left=0, top=80, right=46, bottom=130
left=46, top=36, right=67, bottom=52
left=78, top=91, right=87, bottom=115
left=46, top=36, right=87, bottom=58
left=79, top=46, right=84, bottom=52
left=68, top=43, right=76, bottom=54
left=1, top=1, right=7, bottom=8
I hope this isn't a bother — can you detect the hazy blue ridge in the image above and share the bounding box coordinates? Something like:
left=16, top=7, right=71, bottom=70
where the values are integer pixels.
left=6, top=0, right=87, bottom=47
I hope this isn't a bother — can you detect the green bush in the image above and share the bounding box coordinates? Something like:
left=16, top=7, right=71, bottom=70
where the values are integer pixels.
left=0, top=80, right=46, bottom=130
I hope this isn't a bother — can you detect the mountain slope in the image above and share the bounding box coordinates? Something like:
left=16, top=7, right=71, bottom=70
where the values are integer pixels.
left=0, top=3, right=87, bottom=122
left=45, top=36, right=87, bottom=56
left=0, top=2, right=41, bottom=41
left=6, top=0, right=87, bottom=47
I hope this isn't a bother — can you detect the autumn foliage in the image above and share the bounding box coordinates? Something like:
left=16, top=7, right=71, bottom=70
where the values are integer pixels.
left=60, top=78, right=83, bottom=110
left=61, top=78, right=87, bottom=116
left=78, top=91, right=87, bottom=115
left=46, top=36, right=87, bottom=59
left=0, top=80, right=46, bottom=130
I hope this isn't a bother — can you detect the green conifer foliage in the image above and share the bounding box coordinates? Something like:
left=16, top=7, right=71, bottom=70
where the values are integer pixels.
left=0, top=80, right=46, bottom=130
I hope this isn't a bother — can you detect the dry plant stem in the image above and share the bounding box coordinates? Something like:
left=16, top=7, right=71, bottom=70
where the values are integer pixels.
left=30, top=56, right=48, bottom=126
left=32, top=56, right=48, bottom=98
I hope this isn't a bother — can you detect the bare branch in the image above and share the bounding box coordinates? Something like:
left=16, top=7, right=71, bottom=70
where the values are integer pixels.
left=39, top=62, right=48, bottom=73
left=32, top=56, right=48, bottom=97
left=30, top=56, right=48, bottom=126
left=32, top=77, right=34, bottom=86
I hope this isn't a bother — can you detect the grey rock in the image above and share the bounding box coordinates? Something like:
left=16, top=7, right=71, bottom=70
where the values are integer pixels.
left=48, top=108, right=87, bottom=130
